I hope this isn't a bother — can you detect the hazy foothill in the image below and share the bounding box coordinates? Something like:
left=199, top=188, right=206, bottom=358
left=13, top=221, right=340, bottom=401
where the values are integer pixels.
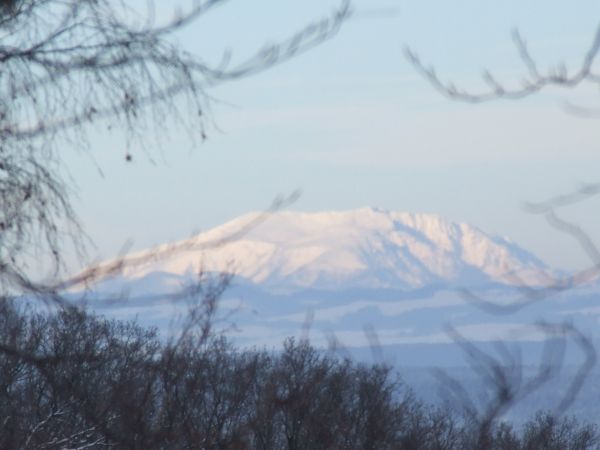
left=2, top=1, right=600, bottom=449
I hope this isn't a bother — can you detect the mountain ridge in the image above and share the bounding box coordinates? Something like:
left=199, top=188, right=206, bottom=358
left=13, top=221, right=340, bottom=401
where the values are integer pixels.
left=114, top=207, right=553, bottom=293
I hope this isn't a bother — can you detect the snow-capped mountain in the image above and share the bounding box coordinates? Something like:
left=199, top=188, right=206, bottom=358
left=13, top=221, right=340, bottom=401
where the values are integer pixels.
left=87, top=208, right=600, bottom=372
left=116, top=208, right=552, bottom=293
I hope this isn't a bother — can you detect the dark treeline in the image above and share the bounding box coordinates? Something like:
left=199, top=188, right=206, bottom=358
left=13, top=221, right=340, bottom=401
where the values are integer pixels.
left=0, top=301, right=598, bottom=450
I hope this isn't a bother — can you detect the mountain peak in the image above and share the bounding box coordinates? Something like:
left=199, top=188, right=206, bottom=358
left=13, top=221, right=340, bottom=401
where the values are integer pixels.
left=121, top=208, right=551, bottom=293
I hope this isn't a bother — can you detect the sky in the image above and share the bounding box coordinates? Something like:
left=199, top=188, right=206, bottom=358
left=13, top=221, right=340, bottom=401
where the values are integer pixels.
left=64, top=0, right=600, bottom=272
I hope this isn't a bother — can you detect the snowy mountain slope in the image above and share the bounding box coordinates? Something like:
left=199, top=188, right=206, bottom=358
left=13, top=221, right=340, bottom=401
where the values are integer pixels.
left=115, top=208, right=552, bottom=293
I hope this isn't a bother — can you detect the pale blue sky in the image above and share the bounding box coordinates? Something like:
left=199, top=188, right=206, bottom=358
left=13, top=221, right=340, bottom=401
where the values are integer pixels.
left=65, top=0, right=600, bottom=271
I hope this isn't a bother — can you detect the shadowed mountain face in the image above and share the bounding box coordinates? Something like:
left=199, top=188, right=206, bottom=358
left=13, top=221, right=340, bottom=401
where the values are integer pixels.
left=116, top=208, right=552, bottom=293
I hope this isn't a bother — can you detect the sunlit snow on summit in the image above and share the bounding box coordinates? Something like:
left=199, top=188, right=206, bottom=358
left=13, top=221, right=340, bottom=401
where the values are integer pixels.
left=118, top=207, right=553, bottom=292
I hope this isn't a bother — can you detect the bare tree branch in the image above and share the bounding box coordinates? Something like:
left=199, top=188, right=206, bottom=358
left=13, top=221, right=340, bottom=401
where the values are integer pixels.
left=405, top=23, right=600, bottom=103
left=0, top=0, right=349, bottom=300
